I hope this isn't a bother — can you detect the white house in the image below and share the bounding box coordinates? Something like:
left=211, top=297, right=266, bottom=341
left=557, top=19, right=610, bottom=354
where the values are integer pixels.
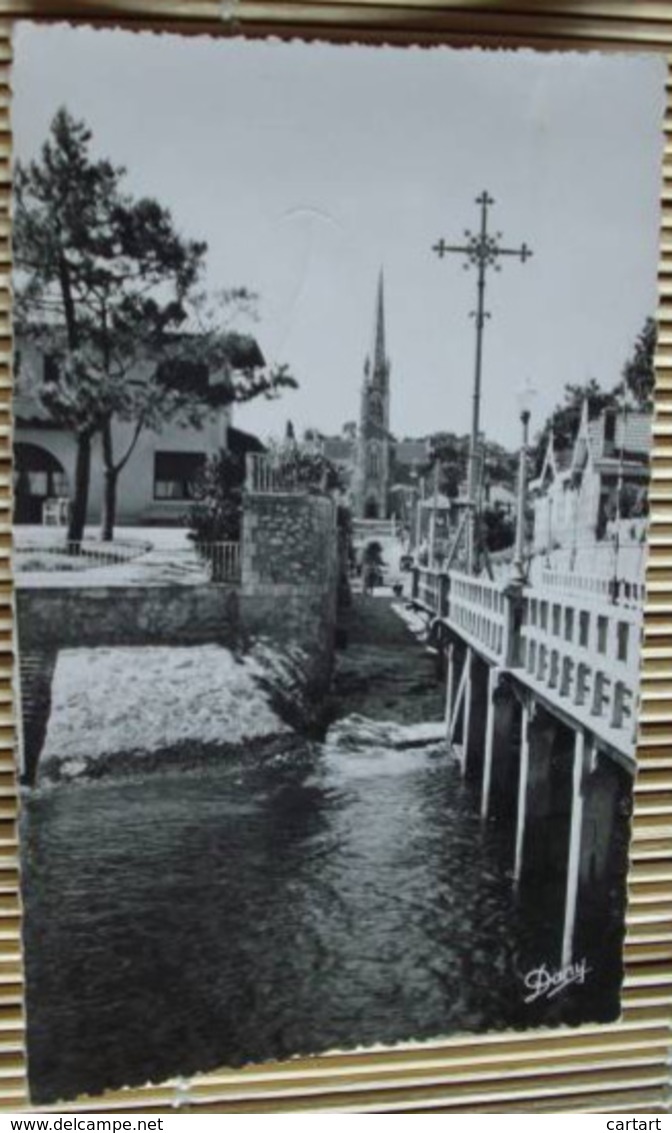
left=13, top=335, right=266, bottom=527
left=529, top=399, right=650, bottom=556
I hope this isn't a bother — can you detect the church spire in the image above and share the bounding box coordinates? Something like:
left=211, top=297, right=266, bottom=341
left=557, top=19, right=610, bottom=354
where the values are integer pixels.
left=370, top=268, right=388, bottom=387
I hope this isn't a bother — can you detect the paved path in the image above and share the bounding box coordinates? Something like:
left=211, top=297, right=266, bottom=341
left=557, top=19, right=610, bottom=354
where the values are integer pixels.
left=333, top=593, right=445, bottom=724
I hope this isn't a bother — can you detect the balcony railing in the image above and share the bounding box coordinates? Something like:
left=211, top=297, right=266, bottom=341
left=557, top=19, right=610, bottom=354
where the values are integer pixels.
left=245, top=452, right=317, bottom=494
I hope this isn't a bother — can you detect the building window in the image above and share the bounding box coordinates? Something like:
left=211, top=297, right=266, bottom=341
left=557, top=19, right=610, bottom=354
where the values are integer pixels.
left=157, top=358, right=210, bottom=396
left=154, top=451, right=206, bottom=500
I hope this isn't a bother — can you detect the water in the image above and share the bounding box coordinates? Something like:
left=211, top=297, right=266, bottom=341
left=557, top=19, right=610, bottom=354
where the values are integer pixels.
left=20, top=724, right=624, bottom=1105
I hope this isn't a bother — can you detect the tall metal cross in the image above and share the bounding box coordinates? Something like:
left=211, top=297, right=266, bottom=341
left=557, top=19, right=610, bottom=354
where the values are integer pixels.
left=433, top=191, right=532, bottom=573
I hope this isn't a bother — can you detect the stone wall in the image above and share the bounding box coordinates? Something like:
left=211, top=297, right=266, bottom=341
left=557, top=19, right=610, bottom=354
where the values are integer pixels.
left=15, top=491, right=341, bottom=779
left=16, top=584, right=240, bottom=652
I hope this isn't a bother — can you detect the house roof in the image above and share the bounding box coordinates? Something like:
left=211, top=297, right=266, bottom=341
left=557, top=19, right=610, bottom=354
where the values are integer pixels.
left=227, top=426, right=265, bottom=455
left=216, top=332, right=265, bottom=371
left=532, top=401, right=651, bottom=494
left=14, top=329, right=266, bottom=428
left=589, top=410, right=651, bottom=460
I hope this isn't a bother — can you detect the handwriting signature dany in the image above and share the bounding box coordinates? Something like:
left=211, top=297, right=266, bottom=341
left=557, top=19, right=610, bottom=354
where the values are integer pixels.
left=523, top=959, right=591, bottom=1004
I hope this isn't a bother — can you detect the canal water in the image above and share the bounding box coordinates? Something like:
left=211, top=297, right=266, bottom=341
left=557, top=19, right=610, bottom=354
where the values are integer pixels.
left=19, top=596, right=626, bottom=1104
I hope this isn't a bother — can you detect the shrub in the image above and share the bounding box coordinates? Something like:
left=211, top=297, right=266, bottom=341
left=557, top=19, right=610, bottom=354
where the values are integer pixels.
left=186, top=450, right=245, bottom=545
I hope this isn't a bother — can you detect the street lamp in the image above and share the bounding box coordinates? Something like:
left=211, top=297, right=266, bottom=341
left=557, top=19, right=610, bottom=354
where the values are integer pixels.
left=429, top=444, right=441, bottom=567
left=512, top=380, right=537, bottom=585
left=611, top=386, right=630, bottom=603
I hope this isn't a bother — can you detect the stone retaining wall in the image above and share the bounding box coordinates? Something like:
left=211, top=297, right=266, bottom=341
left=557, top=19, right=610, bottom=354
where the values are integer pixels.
left=15, top=491, right=341, bottom=780
left=241, top=492, right=339, bottom=690
left=16, top=584, right=240, bottom=651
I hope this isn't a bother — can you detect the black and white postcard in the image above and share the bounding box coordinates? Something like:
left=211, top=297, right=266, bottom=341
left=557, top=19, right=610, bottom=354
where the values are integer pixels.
left=10, top=23, right=665, bottom=1104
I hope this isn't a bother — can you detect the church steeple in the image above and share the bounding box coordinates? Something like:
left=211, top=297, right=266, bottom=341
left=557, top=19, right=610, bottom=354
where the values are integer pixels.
left=355, top=270, right=392, bottom=520
left=370, top=268, right=388, bottom=389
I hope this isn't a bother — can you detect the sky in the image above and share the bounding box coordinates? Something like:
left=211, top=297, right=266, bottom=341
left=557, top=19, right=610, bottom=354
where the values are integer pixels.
left=11, top=24, right=667, bottom=451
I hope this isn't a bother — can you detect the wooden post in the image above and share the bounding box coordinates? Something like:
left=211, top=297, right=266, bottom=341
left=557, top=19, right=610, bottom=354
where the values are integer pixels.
left=514, top=699, right=530, bottom=883
left=562, top=728, right=588, bottom=968
left=462, top=648, right=473, bottom=776
left=480, top=667, right=497, bottom=819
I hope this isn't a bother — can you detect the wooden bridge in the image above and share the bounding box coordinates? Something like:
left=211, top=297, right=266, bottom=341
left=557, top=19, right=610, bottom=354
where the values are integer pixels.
left=412, top=562, right=643, bottom=970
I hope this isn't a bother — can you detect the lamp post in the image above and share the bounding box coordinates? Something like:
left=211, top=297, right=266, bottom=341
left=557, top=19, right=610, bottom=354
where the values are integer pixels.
left=512, top=381, right=536, bottom=585
left=611, top=388, right=629, bottom=603
left=430, top=449, right=440, bottom=567
left=415, top=472, right=425, bottom=552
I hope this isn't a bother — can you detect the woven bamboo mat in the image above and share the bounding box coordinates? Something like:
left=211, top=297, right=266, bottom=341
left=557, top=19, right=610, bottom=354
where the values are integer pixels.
left=0, top=0, right=670, bottom=1114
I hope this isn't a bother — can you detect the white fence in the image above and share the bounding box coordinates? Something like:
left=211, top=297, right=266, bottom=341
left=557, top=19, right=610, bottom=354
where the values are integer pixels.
left=245, top=452, right=318, bottom=494
left=519, top=584, right=641, bottom=759
left=416, top=567, right=443, bottom=614
left=446, top=571, right=508, bottom=662
left=14, top=538, right=152, bottom=571
left=540, top=568, right=645, bottom=610
left=192, top=541, right=241, bottom=583
left=14, top=537, right=241, bottom=586
left=413, top=562, right=641, bottom=760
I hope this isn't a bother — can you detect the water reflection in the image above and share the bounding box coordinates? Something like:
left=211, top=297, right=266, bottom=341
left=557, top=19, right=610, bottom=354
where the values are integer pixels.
left=21, top=731, right=618, bottom=1105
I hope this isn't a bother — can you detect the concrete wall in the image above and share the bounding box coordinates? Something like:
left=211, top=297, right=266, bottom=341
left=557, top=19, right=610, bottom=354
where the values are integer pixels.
left=16, top=490, right=341, bottom=778
left=16, top=584, right=240, bottom=652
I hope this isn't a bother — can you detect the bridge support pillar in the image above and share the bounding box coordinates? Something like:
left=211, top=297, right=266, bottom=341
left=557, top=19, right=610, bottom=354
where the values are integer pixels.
left=462, top=648, right=472, bottom=776
left=562, top=729, right=592, bottom=967
left=464, top=652, right=489, bottom=787
left=446, top=639, right=469, bottom=770
left=514, top=700, right=530, bottom=882
left=480, top=667, right=498, bottom=818
left=483, top=676, right=523, bottom=824
left=444, top=643, right=454, bottom=735
left=517, top=706, right=575, bottom=965
left=573, top=750, right=631, bottom=993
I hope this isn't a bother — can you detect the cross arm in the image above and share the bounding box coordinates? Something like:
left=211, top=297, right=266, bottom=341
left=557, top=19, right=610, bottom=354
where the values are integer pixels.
left=496, top=243, right=533, bottom=261
left=432, top=240, right=472, bottom=257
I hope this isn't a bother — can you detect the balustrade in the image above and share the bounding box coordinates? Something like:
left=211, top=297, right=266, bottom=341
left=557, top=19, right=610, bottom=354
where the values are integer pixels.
left=446, top=571, right=508, bottom=661
left=519, top=585, right=640, bottom=759
left=541, top=568, right=644, bottom=610
left=414, top=562, right=640, bottom=759
left=245, top=452, right=310, bottom=494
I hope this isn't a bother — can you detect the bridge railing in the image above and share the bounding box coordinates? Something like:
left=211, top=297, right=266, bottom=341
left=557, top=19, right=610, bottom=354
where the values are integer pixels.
left=540, top=568, right=645, bottom=610
left=519, top=584, right=641, bottom=754
left=447, top=571, right=508, bottom=661
left=414, top=567, right=508, bottom=661
left=414, top=562, right=642, bottom=755
left=415, top=567, right=444, bottom=614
